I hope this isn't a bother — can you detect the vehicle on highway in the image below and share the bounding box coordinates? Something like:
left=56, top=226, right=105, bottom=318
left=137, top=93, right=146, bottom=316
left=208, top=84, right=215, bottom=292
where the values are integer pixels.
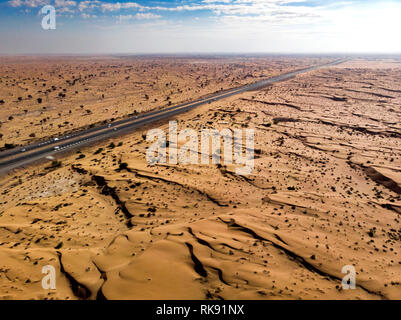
left=53, top=146, right=60, bottom=150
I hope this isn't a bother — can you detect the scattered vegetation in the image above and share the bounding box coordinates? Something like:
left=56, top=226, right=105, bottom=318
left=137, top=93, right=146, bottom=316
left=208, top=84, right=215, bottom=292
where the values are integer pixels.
left=94, top=147, right=104, bottom=155
left=118, top=162, right=129, bottom=170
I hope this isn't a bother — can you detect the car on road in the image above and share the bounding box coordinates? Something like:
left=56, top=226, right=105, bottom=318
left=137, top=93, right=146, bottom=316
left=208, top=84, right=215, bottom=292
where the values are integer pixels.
left=20, top=148, right=26, bottom=152
left=53, top=146, right=60, bottom=150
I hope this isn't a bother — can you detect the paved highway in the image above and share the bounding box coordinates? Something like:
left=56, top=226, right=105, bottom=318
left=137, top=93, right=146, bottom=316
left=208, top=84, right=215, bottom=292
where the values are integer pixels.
left=0, top=58, right=348, bottom=175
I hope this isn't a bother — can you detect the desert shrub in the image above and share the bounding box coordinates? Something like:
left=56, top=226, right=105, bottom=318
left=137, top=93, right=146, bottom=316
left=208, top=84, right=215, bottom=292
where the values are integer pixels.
left=4, top=143, right=15, bottom=149
left=119, top=162, right=128, bottom=170
left=94, top=148, right=104, bottom=155
left=37, top=98, right=42, bottom=104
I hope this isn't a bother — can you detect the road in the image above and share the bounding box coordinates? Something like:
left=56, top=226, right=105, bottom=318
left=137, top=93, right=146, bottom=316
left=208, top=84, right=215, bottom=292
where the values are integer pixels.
left=0, top=58, right=348, bottom=175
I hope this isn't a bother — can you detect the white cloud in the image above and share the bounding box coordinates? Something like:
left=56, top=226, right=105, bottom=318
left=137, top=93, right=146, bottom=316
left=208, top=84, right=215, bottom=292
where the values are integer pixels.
left=135, top=13, right=161, bottom=20
left=8, top=0, right=48, bottom=7
left=116, top=12, right=161, bottom=23
left=8, top=0, right=23, bottom=7
left=78, top=0, right=100, bottom=12
left=202, top=0, right=232, bottom=3
left=55, top=0, right=76, bottom=7
left=58, top=6, right=74, bottom=13
left=101, top=2, right=142, bottom=12
left=81, top=12, right=97, bottom=18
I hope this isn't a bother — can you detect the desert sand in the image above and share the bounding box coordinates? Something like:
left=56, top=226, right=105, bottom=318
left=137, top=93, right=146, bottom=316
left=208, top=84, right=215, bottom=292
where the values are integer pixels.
left=0, top=57, right=400, bottom=300
left=0, top=56, right=326, bottom=147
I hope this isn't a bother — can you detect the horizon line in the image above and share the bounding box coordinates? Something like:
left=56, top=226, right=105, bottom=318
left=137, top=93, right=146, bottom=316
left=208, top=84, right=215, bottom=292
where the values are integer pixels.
left=1, top=52, right=401, bottom=57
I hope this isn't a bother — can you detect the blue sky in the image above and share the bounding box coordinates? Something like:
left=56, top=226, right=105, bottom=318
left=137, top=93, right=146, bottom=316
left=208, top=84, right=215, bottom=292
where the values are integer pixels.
left=1, top=0, right=401, bottom=53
